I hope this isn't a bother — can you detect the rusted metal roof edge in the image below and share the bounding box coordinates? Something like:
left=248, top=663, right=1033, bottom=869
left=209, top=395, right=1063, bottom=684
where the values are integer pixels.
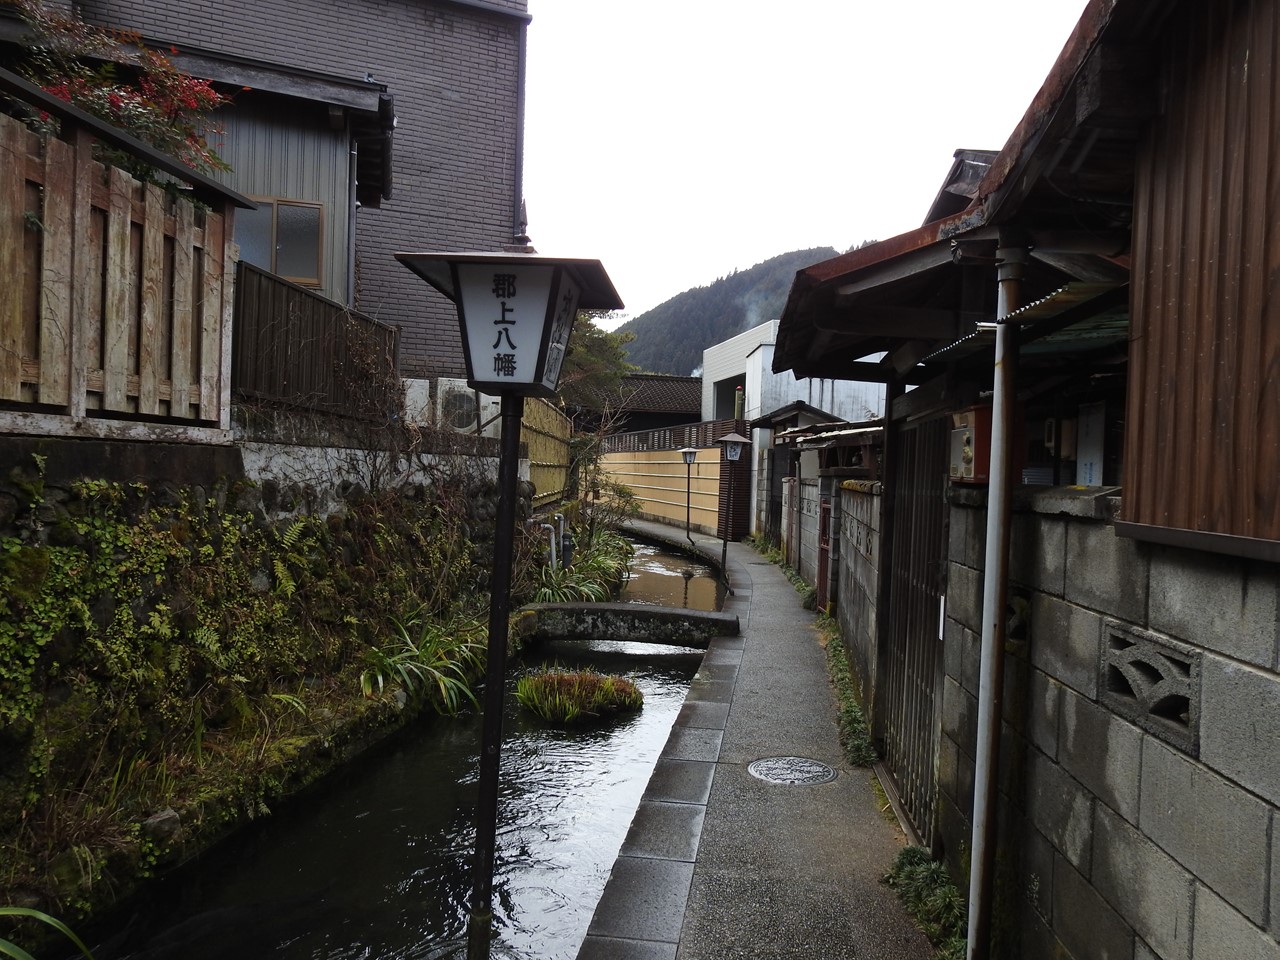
left=975, top=0, right=1123, bottom=219
left=798, top=206, right=990, bottom=288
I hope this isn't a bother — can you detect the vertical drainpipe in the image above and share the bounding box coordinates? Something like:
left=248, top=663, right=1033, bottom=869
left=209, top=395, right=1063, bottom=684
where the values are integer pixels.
left=965, top=235, right=1028, bottom=960
left=348, top=142, right=358, bottom=307
left=871, top=372, right=903, bottom=754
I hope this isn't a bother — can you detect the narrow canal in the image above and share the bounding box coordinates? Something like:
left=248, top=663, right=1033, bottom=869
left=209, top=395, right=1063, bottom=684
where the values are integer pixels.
left=87, top=537, right=719, bottom=960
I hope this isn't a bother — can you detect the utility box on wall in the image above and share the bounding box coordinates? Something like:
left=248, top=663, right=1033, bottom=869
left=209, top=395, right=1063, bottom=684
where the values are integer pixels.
left=950, top=406, right=991, bottom=483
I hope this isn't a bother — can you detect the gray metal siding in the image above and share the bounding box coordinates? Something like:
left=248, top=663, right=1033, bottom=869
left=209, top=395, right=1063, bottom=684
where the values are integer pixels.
left=215, top=98, right=350, bottom=302
left=84, top=0, right=526, bottom=377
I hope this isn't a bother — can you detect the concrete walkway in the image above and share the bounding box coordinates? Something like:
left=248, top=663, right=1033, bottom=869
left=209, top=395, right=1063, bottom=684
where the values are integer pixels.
left=576, top=520, right=934, bottom=960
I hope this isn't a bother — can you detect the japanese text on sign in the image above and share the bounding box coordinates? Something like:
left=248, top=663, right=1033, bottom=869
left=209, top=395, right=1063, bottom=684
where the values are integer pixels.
left=492, top=273, right=517, bottom=377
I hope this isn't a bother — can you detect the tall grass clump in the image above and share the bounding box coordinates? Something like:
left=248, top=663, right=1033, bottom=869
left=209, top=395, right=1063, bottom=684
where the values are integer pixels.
left=515, top=667, right=643, bottom=725
left=360, top=610, right=485, bottom=715
left=885, top=846, right=967, bottom=959
left=530, top=524, right=632, bottom=603
left=1, top=906, right=94, bottom=960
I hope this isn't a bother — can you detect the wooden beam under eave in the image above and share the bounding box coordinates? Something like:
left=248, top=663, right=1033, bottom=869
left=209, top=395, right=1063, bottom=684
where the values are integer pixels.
left=817, top=304, right=980, bottom=342
left=888, top=339, right=933, bottom=374
left=1075, top=42, right=1157, bottom=130
left=890, top=370, right=979, bottom=422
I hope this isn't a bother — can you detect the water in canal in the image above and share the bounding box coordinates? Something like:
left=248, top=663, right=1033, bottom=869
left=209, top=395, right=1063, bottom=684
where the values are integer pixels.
left=618, top=539, right=724, bottom=610
left=86, top=538, right=716, bottom=960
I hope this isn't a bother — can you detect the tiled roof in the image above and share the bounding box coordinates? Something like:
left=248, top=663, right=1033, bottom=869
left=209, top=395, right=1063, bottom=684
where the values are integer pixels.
left=616, top=374, right=702, bottom=414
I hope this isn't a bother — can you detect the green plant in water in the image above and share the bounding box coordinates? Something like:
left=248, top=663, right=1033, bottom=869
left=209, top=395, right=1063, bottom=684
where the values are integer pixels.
left=528, top=523, right=632, bottom=604
left=885, top=846, right=967, bottom=959
left=516, top=667, right=643, bottom=725
left=0, top=906, right=94, bottom=960
left=360, top=612, right=484, bottom=715
left=533, top=564, right=610, bottom=603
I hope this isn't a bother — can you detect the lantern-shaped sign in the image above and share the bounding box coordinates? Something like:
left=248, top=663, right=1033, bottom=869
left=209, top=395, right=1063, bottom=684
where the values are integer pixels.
left=719, top=431, right=749, bottom=461
left=395, top=251, right=624, bottom=397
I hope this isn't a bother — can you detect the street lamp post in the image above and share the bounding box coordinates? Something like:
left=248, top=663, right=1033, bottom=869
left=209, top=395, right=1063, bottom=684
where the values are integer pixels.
left=679, top=447, right=697, bottom=547
left=716, top=432, right=749, bottom=585
left=396, top=247, right=622, bottom=960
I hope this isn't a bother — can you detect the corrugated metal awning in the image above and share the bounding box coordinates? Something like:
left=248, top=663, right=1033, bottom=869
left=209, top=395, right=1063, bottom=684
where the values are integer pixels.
left=797, top=426, right=884, bottom=449
left=923, top=282, right=1128, bottom=363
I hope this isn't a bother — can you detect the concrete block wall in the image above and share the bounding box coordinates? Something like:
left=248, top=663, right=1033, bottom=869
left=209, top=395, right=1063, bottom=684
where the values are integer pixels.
left=937, top=489, right=1280, bottom=959
left=837, top=484, right=881, bottom=706
left=796, top=477, right=821, bottom=586
left=84, top=0, right=526, bottom=378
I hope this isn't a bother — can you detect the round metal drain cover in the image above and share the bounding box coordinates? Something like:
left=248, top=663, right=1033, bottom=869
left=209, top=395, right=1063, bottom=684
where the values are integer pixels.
left=747, top=756, right=837, bottom=785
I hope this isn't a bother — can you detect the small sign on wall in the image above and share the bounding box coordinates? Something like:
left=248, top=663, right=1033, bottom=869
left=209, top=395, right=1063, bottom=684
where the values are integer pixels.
left=1076, top=401, right=1106, bottom=486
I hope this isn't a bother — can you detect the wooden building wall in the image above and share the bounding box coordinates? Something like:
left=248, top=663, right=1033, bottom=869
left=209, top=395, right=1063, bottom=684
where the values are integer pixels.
left=1124, top=0, right=1280, bottom=553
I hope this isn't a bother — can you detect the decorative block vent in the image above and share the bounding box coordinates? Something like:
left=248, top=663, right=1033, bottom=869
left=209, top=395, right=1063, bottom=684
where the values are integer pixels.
left=1100, top=620, right=1201, bottom=756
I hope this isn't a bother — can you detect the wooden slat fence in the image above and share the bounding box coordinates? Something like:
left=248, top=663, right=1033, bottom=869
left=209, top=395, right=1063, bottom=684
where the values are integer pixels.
left=601, top=418, right=739, bottom=453
left=0, top=113, right=233, bottom=424
left=233, top=262, right=401, bottom=423
left=522, top=396, right=572, bottom=507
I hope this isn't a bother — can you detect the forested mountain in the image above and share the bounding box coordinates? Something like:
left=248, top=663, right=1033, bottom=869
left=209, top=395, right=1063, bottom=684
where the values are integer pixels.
left=617, top=247, right=837, bottom=375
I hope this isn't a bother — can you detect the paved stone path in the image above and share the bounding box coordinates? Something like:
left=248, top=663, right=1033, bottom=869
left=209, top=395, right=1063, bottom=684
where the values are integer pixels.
left=576, top=521, right=934, bottom=960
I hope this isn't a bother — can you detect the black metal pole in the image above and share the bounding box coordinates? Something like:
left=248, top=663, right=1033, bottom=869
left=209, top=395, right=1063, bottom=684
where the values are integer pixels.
left=467, top=393, right=524, bottom=960
left=685, top=461, right=693, bottom=546
left=720, top=460, right=732, bottom=584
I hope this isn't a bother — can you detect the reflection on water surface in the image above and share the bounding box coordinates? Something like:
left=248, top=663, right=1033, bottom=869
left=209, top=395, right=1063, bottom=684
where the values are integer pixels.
left=88, top=538, right=718, bottom=960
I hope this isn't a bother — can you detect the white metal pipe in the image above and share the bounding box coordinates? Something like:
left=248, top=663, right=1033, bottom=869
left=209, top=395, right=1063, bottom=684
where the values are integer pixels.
left=541, top=523, right=558, bottom=571
left=966, top=242, right=1026, bottom=960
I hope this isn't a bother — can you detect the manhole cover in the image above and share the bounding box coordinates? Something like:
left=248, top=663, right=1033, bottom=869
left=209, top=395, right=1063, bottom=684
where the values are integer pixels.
left=747, top=756, right=837, bottom=785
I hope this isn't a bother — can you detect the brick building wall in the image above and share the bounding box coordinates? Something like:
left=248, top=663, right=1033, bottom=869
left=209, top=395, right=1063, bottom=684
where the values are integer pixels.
left=78, top=0, right=528, bottom=377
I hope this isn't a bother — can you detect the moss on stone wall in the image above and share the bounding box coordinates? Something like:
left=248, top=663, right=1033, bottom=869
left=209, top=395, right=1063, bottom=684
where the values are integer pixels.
left=0, top=454, right=540, bottom=933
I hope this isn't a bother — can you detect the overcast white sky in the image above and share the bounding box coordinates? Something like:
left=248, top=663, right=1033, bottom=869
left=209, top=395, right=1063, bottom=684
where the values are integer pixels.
left=522, top=0, right=1091, bottom=327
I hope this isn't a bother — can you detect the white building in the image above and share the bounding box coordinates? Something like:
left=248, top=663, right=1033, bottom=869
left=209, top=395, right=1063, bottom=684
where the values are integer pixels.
left=699, top=320, right=884, bottom=423
left=699, top=320, right=885, bottom=539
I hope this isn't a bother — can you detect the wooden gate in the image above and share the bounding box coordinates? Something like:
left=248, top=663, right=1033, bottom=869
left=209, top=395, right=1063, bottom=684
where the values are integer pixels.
left=878, top=416, right=949, bottom=845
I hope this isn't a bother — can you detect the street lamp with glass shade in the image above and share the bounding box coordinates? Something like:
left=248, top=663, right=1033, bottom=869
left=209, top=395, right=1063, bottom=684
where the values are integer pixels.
left=716, top=432, right=750, bottom=582
left=395, top=248, right=622, bottom=960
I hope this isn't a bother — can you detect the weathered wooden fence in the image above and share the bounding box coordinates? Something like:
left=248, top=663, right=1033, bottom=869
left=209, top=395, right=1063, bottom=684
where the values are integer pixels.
left=0, top=67, right=247, bottom=440
left=1, top=117, right=231, bottom=423
left=233, top=263, right=401, bottom=422
left=522, top=396, right=572, bottom=507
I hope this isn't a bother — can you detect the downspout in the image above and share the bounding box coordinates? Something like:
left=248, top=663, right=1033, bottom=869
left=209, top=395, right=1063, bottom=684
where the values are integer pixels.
left=348, top=143, right=358, bottom=306
left=965, top=236, right=1028, bottom=960
left=870, top=372, right=903, bottom=754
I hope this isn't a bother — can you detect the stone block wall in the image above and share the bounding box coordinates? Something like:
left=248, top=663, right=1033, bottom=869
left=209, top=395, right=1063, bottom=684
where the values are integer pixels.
left=838, top=483, right=880, bottom=706
left=937, top=488, right=1280, bottom=959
